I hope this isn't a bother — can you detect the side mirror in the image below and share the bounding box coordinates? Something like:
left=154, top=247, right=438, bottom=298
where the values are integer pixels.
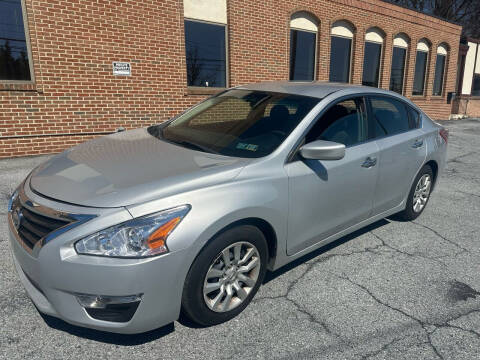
left=299, top=140, right=346, bottom=160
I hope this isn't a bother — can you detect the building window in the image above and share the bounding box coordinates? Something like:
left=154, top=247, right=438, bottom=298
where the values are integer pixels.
left=432, top=44, right=447, bottom=96
left=389, top=34, right=409, bottom=94
left=184, top=20, right=226, bottom=88
left=0, top=0, right=32, bottom=81
left=412, top=39, right=430, bottom=96
left=473, top=74, right=480, bottom=96
left=330, top=21, right=354, bottom=83
left=289, top=12, right=318, bottom=81
left=362, top=28, right=384, bottom=87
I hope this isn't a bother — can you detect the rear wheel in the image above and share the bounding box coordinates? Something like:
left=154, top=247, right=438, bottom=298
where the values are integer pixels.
left=397, top=165, right=433, bottom=221
left=181, top=225, right=268, bottom=326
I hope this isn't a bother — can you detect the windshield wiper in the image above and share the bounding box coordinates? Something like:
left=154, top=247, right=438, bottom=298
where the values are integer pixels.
left=147, top=124, right=166, bottom=139
left=149, top=125, right=219, bottom=154
left=172, top=140, right=219, bottom=154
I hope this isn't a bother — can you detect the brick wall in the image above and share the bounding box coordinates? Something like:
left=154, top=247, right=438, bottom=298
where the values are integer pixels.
left=0, top=0, right=462, bottom=158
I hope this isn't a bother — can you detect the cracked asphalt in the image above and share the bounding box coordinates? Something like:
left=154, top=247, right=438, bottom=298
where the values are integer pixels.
left=1, top=118, right=480, bottom=359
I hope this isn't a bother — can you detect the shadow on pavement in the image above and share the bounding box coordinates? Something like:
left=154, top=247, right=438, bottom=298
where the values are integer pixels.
left=264, top=218, right=390, bottom=284
left=39, top=312, right=174, bottom=345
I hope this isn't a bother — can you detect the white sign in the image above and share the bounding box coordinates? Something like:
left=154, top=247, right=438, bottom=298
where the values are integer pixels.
left=113, top=62, right=131, bottom=76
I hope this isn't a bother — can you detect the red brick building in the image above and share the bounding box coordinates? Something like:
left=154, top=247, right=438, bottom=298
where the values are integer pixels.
left=0, top=0, right=462, bottom=158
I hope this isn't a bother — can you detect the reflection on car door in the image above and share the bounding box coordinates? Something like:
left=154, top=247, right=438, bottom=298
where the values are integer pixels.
left=285, top=97, right=379, bottom=255
left=368, top=96, right=427, bottom=214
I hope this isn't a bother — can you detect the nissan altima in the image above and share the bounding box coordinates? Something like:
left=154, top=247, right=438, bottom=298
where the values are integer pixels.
left=7, top=81, right=448, bottom=333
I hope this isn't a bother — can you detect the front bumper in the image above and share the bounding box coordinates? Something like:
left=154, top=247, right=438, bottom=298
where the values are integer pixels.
left=7, top=186, right=190, bottom=334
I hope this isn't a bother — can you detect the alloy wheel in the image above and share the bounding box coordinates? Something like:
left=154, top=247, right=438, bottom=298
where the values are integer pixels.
left=413, top=174, right=431, bottom=213
left=203, top=241, right=261, bottom=312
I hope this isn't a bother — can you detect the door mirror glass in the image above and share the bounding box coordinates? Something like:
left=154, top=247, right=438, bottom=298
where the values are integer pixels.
left=300, top=140, right=345, bottom=160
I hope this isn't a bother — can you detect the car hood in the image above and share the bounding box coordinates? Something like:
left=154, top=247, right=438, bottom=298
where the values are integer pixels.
left=29, top=128, right=250, bottom=207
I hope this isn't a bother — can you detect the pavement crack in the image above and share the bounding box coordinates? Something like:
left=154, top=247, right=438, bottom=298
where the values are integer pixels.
left=411, top=221, right=469, bottom=254
left=369, top=231, right=448, bottom=266
left=303, top=242, right=385, bottom=265
left=359, top=334, right=409, bottom=360
left=458, top=190, right=480, bottom=199
left=339, top=274, right=480, bottom=358
left=446, top=308, right=480, bottom=323
left=339, top=274, right=445, bottom=359
left=286, top=295, right=338, bottom=337
left=256, top=260, right=349, bottom=343
left=440, top=322, right=480, bottom=339
left=254, top=214, right=478, bottom=358
left=447, top=151, right=477, bottom=164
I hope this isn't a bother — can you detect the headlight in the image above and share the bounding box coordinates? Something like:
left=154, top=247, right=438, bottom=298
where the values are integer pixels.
left=74, top=205, right=190, bottom=258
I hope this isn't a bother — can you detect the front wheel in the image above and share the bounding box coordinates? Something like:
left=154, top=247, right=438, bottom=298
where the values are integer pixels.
left=397, top=165, right=434, bottom=221
left=181, top=225, right=268, bottom=326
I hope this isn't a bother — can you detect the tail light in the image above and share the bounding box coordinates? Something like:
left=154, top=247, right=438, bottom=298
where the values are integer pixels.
left=439, top=128, right=449, bottom=144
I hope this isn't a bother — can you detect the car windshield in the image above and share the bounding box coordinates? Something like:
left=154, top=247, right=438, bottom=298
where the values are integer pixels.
left=148, top=89, right=320, bottom=158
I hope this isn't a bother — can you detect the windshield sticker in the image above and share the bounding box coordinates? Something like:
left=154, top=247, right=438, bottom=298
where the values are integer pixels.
left=236, top=142, right=259, bottom=152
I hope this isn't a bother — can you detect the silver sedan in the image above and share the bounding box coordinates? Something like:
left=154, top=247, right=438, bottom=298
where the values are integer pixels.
left=7, top=81, right=448, bottom=333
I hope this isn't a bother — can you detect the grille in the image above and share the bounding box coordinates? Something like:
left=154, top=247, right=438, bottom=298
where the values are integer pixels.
left=15, top=206, right=72, bottom=250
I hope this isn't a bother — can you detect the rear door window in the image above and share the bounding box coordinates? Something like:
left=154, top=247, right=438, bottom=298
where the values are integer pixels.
left=369, top=96, right=410, bottom=137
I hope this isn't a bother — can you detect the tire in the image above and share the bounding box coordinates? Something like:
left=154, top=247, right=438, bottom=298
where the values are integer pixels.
left=397, top=164, right=434, bottom=221
left=181, top=225, right=268, bottom=326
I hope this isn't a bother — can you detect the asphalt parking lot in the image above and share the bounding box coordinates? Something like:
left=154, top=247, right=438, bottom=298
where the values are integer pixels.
left=1, top=118, right=480, bottom=360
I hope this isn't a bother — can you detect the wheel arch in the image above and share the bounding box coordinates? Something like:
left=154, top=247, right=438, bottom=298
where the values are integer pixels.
left=402, top=158, right=439, bottom=207
left=424, top=159, right=438, bottom=190
left=205, top=217, right=278, bottom=269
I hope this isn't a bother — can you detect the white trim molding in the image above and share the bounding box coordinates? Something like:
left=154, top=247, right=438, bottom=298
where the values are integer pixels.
left=331, top=20, right=354, bottom=38
left=393, top=33, right=409, bottom=49
left=183, top=0, right=227, bottom=24
left=290, top=12, right=319, bottom=32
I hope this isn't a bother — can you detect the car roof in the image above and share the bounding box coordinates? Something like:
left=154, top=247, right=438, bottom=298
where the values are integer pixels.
left=236, top=81, right=399, bottom=99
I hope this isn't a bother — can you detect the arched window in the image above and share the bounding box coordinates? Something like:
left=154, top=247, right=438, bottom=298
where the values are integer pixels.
left=389, top=33, right=409, bottom=94
left=413, top=39, right=430, bottom=95
left=289, top=12, right=319, bottom=81
left=362, top=27, right=384, bottom=87
left=433, top=44, right=448, bottom=96
left=329, top=20, right=354, bottom=83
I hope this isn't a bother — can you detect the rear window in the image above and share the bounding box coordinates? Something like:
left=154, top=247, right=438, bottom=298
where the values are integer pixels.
left=370, top=96, right=410, bottom=137
left=149, top=90, right=319, bottom=158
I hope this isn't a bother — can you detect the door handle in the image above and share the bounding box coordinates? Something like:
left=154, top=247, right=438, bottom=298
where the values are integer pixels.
left=412, top=139, right=424, bottom=148
left=361, top=157, right=377, bottom=168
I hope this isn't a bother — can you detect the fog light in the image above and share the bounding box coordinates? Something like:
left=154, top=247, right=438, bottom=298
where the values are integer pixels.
left=75, top=293, right=142, bottom=323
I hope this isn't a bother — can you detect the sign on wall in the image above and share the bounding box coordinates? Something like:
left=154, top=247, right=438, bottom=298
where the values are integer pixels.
left=113, top=62, right=131, bottom=76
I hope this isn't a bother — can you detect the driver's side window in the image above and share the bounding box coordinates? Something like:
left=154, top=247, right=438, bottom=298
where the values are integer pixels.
left=305, top=97, right=368, bottom=147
